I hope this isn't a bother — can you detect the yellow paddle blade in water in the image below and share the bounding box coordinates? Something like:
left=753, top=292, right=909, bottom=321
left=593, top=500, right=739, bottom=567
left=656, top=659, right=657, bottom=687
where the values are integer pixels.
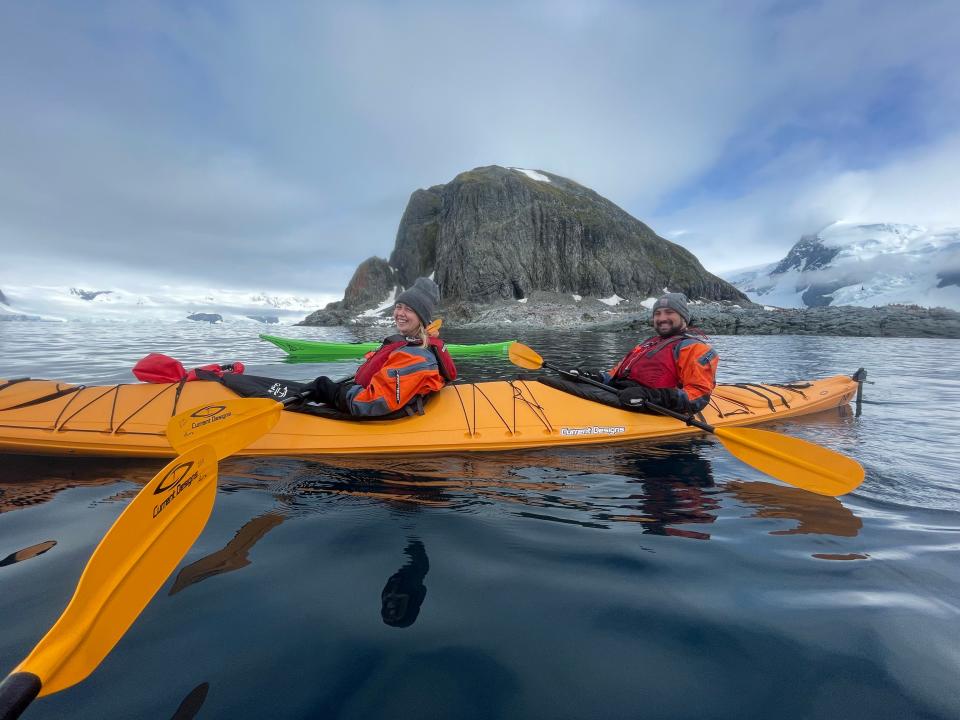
left=15, top=444, right=218, bottom=696
left=507, top=342, right=544, bottom=370
left=166, top=398, right=282, bottom=461
left=715, top=427, right=865, bottom=497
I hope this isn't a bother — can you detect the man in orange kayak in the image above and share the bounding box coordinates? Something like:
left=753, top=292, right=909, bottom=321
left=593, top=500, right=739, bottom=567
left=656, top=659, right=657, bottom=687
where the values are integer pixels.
left=305, top=277, right=457, bottom=416
left=574, top=292, right=718, bottom=414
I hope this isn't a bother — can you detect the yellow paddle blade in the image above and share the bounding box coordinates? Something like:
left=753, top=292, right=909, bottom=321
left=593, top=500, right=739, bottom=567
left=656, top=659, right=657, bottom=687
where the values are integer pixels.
left=426, top=318, right=443, bottom=337
left=507, top=342, right=544, bottom=370
left=16, top=444, right=218, bottom=696
left=166, top=398, right=282, bottom=461
left=715, top=427, right=865, bottom=497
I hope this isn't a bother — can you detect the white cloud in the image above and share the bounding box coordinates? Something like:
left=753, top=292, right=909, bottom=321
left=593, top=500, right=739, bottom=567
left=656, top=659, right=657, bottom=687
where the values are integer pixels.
left=803, top=133, right=960, bottom=226
left=658, top=131, right=960, bottom=274
left=1, top=0, right=958, bottom=296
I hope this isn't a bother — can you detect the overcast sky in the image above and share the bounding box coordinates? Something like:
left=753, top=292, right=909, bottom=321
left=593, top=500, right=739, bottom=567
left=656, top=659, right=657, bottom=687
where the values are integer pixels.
left=2, top=0, right=958, bottom=301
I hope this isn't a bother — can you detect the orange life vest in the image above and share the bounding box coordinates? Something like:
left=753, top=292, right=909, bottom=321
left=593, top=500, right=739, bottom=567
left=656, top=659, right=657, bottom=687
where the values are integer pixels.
left=355, top=336, right=456, bottom=386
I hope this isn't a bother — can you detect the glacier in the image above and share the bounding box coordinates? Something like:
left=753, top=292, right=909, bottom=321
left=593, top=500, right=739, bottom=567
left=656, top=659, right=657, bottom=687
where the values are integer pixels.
left=723, top=222, right=960, bottom=310
left=0, top=284, right=331, bottom=323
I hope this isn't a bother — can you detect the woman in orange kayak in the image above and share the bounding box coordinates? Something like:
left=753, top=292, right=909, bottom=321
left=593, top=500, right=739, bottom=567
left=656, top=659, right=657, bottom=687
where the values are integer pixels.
left=305, top=277, right=457, bottom=416
left=574, top=292, right=718, bottom=414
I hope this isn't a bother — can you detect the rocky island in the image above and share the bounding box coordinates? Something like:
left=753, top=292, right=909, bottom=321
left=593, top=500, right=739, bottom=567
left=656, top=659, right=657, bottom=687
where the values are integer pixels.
left=301, top=166, right=960, bottom=339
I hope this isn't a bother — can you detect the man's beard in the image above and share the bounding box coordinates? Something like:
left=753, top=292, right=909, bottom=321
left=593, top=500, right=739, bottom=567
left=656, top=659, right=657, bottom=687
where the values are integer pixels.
left=655, top=322, right=685, bottom=337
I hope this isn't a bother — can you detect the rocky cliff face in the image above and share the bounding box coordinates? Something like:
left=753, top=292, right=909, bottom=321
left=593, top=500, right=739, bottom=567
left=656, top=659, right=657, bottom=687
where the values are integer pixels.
left=343, top=257, right=396, bottom=307
left=302, top=257, right=397, bottom=325
left=303, top=166, right=747, bottom=325
left=769, top=233, right=851, bottom=307
left=397, top=166, right=745, bottom=303
left=389, top=187, right=444, bottom=286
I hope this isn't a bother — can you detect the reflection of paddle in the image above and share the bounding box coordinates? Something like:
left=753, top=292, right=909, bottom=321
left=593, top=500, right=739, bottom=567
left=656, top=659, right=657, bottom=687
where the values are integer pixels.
left=0, top=445, right=219, bottom=719
left=0, top=541, right=57, bottom=568
left=169, top=512, right=285, bottom=595
left=508, top=342, right=865, bottom=497
left=725, top=480, right=862, bottom=537
left=169, top=682, right=209, bottom=720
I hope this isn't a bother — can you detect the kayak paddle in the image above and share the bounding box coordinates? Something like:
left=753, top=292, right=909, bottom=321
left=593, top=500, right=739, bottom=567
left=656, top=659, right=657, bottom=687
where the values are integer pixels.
left=0, top=444, right=219, bottom=719
left=166, top=397, right=290, bottom=460
left=508, top=342, right=865, bottom=497
left=0, top=390, right=292, bottom=719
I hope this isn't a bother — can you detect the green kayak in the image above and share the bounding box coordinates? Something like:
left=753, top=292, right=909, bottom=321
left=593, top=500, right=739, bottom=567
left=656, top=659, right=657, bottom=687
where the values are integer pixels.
left=259, top=334, right=515, bottom=359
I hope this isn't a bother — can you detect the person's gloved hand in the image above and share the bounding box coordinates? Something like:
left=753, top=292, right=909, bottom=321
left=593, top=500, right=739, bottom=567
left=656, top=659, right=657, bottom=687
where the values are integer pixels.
left=618, top=385, right=666, bottom=409
left=305, top=376, right=342, bottom=405
left=571, top=367, right=606, bottom=383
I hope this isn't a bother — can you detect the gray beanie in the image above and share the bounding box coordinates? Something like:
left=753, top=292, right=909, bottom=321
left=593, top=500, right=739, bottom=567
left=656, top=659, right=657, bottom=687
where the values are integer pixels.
left=395, top=277, right=440, bottom=326
left=652, top=292, right=691, bottom=323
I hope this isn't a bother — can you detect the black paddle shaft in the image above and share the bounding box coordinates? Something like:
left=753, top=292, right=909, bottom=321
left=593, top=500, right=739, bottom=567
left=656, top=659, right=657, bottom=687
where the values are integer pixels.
left=281, top=391, right=314, bottom=408
left=0, top=671, right=41, bottom=720
left=545, top=361, right=716, bottom=434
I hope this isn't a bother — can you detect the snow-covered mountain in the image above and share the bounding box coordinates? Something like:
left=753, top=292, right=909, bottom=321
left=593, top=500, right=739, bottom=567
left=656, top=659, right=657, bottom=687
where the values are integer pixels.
left=0, top=302, right=43, bottom=321
left=0, top=284, right=330, bottom=323
left=723, top=222, right=960, bottom=309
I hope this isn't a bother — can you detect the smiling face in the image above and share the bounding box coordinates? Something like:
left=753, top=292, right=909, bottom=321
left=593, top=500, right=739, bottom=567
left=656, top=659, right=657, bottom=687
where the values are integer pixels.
left=393, top=302, right=422, bottom=336
left=652, top=307, right=687, bottom=337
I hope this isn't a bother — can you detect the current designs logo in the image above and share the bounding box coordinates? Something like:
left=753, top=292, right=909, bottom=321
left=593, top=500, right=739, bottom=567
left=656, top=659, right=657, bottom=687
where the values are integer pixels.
left=152, top=458, right=207, bottom=518
left=191, top=404, right=227, bottom=418
left=188, top=404, right=232, bottom=430
left=559, top=425, right=626, bottom=437
left=154, top=460, right=195, bottom=494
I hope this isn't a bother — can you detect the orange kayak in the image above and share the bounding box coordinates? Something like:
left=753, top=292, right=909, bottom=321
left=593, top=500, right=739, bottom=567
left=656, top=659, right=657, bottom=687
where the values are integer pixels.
left=0, top=374, right=859, bottom=458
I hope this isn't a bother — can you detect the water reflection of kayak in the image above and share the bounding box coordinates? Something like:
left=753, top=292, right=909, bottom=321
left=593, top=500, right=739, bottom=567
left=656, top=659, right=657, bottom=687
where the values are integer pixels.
left=0, top=373, right=858, bottom=458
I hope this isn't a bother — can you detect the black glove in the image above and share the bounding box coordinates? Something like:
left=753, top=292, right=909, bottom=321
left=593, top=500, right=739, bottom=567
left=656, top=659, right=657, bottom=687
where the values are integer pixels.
left=305, top=376, right=343, bottom=405
left=618, top=385, right=676, bottom=410
left=571, top=367, right=606, bottom=383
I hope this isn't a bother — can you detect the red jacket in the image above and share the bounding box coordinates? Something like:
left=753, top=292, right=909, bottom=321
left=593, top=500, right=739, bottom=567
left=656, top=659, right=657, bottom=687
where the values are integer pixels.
left=610, top=333, right=718, bottom=408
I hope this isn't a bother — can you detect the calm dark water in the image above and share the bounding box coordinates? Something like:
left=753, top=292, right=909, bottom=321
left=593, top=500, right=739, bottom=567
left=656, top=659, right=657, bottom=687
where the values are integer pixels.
left=1, top=322, right=959, bottom=719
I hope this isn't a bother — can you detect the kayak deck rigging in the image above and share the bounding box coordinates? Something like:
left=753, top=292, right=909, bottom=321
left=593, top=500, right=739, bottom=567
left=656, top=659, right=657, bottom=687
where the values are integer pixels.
left=450, top=379, right=554, bottom=437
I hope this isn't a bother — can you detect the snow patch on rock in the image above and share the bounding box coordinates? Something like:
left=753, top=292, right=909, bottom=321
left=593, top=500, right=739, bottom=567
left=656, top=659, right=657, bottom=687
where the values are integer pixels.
left=599, top=294, right=625, bottom=306
left=510, top=167, right=551, bottom=182
left=360, top=286, right=399, bottom=318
